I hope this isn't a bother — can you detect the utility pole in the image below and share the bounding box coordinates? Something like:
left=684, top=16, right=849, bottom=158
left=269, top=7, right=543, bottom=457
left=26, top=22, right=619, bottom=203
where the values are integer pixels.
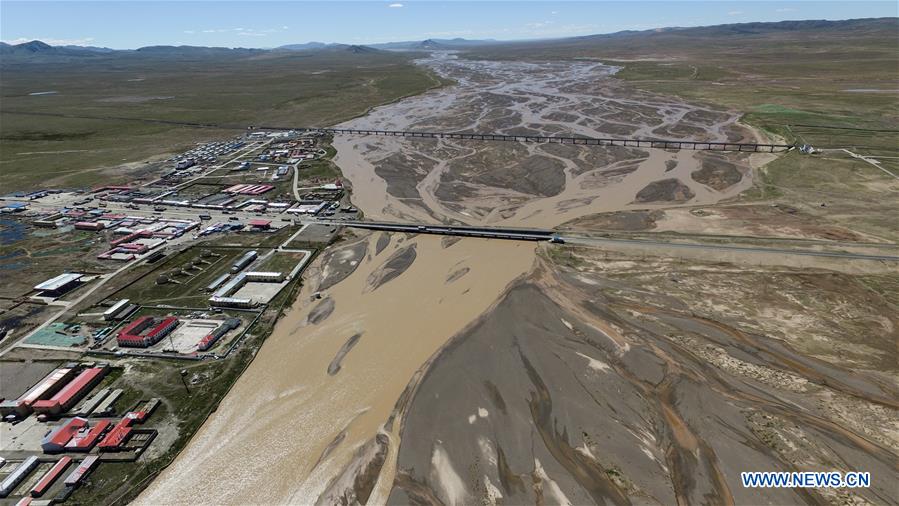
left=180, top=369, right=190, bottom=395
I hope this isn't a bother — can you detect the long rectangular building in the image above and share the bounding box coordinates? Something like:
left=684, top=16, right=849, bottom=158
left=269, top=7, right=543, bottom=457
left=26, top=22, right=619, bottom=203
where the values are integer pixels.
left=205, top=273, right=230, bottom=292
left=34, top=273, right=83, bottom=294
left=0, top=367, right=76, bottom=418
left=30, top=456, right=71, bottom=498
left=0, top=456, right=39, bottom=498
left=63, top=456, right=99, bottom=487
left=72, top=388, right=110, bottom=416
left=32, top=366, right=109, bottom=416
left=231, top=250, right=258, bottom=273
left=103, top=299, right=130, bottom=321
left=92, top=389, right=122, bottom=416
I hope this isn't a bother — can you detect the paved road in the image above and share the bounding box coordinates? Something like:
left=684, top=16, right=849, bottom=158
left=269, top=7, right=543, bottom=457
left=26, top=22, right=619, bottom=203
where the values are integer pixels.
left=563, top=235, right=899, bottom=262
left=0, top=254, right=144, bottom=358
left=841, top=148, right=899, bottom=180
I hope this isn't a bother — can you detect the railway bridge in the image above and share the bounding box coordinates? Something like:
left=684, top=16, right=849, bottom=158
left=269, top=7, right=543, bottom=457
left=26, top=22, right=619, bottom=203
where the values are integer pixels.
left=294, top=127, right=794, bottom=153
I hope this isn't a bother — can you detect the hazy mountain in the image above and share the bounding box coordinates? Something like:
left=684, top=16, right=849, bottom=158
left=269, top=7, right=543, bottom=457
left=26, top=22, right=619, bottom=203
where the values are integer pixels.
left=343, top=44, right=381, bottom=54
left=276, top=41, right=331, bottom=51
left=62, top=45, right=116, bottom=53
left=370, top=37, right=500, bottom=50
left=2, top=19, right=894, bottom=64
left=276, top=42, right=381, bottom=54
left=133, top=45, right=264, bottom=56
left=1, top=40, right=65, bottom=55
left=463, top=17, right=899, bottom=59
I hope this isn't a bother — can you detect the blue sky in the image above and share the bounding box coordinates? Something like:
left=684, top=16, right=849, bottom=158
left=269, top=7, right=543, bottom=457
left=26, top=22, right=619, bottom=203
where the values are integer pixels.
left=1, top=1, right=896, bottom=49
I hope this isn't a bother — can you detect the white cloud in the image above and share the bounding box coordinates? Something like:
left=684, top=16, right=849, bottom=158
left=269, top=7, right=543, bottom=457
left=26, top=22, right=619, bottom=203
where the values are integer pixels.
left=776, top=7, right=798, bottom=12
left=551, top=11, right=558, bottom=15
left=728, top=10, right=744, bottom=16
left=388, top=3, right=404, bottom=7
left=3, top=36, right=96, bottom=46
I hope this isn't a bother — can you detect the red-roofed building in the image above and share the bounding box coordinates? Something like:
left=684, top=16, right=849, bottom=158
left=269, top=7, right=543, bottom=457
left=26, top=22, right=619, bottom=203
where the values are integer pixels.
left=117, top=316, right=179, bottom=348
left=41, top=418, right=88, bottom=453
left=248, top=219, right=271, bottom=230
left=74, top=221, right=105, bottom=231
left=98, top=417, right=134, bottom=451
left=65, top=420, right=111, bottom=452
left=30, top=457, right=72, bottom=497
left=0, top=367, right=76, bottom=418
left=32, top=366, right=109, bottom=416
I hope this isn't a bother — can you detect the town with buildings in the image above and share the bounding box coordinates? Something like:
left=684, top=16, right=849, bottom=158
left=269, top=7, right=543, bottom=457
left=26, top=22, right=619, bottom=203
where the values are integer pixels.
left=0, top=130, right=345, bottom=504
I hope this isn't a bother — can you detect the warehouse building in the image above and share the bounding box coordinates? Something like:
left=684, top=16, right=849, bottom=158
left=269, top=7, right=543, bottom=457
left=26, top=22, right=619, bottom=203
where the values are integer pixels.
left=72, top=388, right=110, bottom=416
left=65, top=420, right=111, bottom=452
left=205, top=273, right=231, bottom=292
left=32, top=365, right=110, bottom=416
left=30, top=457, right=71, bottom=498
left=92, top=389, right=123, bottom=416
left=103, top=299, right=135, bottom=321
left=98, top=417, right=135, bottom=451
left=209, top=296, right=255, bottom=309
left=63, top=456, right=99, bottom=487
left=0, top=366, right=76, bottom=418
left=231, top=250, right=258, bottom=273
left=214, top=273, right=247, bottom=298
left=248, top=219, right=271, bottom=230
left=0, top=456, right=39, bottom=498
left=73, top=221, right=105, bottom=231
left=245, top=271, right=285, bottom=282
left=33, top=273, right=83, bottom=298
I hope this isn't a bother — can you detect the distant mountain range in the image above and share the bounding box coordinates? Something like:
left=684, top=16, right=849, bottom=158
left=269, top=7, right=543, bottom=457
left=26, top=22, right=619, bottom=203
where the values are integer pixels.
left=0, top=40, right=118, bottom=56
left=2, top=18, right=895, bottom=63
left=368, top=38, right=502, bottom=50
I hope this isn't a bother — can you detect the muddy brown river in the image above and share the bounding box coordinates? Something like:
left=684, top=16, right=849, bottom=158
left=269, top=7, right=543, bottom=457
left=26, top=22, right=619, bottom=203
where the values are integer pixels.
left=133, top=54, right=899, bottom=506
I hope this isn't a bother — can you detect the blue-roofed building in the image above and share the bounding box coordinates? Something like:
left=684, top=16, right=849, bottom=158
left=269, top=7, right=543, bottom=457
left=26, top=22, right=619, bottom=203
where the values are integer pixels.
left=1, top=202, right=28, bottom=213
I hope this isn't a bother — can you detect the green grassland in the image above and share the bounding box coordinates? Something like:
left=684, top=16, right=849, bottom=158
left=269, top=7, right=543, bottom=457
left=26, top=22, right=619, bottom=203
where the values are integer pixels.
left=0, top=225, right=112, bottom=297
left=0, top=50, right=445, bottom=191
left=110, top=247, right=248, bottom=307
left=256, top=250, right=307, bottom=273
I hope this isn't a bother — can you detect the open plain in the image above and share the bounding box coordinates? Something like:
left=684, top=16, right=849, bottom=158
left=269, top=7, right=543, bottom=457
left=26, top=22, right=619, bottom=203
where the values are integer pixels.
left=140, top=43, right=898, bottom=505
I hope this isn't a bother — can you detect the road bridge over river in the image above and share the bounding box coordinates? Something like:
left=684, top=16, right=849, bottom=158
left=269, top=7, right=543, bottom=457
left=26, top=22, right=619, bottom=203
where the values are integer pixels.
left=330, top=220, right=899, bottom=262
